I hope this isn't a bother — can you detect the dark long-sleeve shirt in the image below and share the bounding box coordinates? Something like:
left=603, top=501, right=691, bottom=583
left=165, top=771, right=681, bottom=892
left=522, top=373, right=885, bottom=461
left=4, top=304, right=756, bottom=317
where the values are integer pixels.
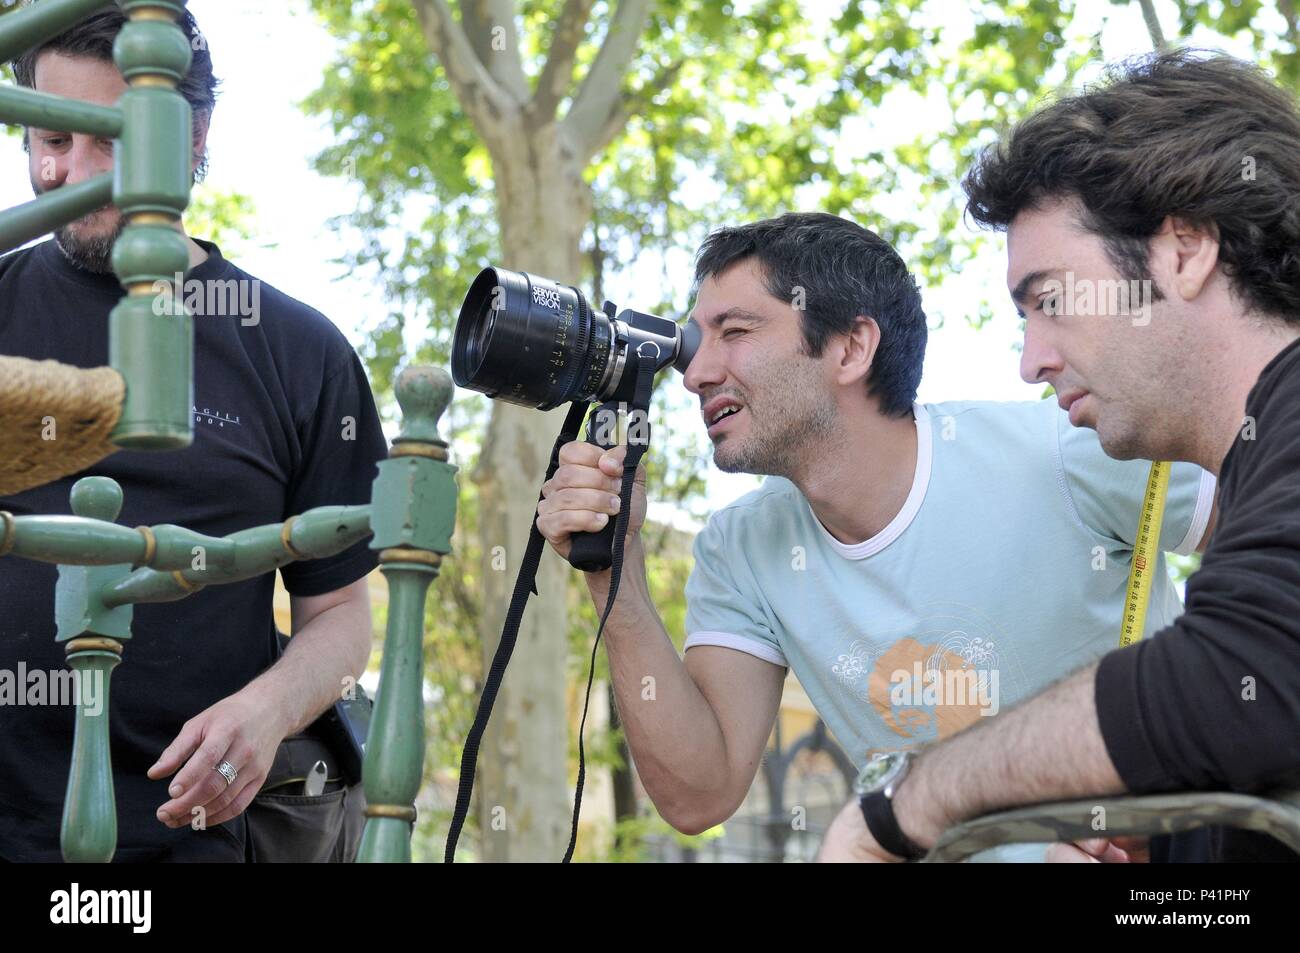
left=1096, top=334, right=1300, bottom=862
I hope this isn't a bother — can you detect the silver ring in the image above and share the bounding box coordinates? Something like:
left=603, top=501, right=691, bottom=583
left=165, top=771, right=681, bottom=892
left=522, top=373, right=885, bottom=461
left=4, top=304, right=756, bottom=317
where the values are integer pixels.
left=215, top=760, right=238, bottom=786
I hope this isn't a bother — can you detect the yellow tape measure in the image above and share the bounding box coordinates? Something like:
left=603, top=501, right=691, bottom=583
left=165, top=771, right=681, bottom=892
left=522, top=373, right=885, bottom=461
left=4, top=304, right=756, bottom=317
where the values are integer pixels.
left=1119, top=461, right=1171, bottom=647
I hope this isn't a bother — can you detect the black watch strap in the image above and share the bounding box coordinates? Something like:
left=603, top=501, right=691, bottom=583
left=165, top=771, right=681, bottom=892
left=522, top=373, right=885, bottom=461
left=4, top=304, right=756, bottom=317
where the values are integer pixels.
left=859, top=791, right=927, bottom=861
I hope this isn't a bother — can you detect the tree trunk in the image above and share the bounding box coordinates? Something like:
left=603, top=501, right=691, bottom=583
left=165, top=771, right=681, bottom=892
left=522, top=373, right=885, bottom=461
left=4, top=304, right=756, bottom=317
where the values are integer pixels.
left=472, top=124, right=596, bottom=861
left=407, top=0, right=654, bottom=862
left=1136, top=0, right=1167, bottom=50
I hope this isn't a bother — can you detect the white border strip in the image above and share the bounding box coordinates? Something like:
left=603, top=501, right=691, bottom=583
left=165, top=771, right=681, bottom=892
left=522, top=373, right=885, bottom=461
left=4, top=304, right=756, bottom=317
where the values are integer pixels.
left=808, top=402, right=933, bottom=560
left=684, top=631, right=788, bottom=668
left=1173, top=468, right=1217, bottom=556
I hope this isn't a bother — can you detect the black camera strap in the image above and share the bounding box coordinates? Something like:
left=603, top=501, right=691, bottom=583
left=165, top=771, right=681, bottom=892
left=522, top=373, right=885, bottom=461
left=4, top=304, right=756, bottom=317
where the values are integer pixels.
left=442, top=398, right=586, bottom=863
left=444, top=357, right=656, bottom=863
left=563, top=357, right=655, bottom=861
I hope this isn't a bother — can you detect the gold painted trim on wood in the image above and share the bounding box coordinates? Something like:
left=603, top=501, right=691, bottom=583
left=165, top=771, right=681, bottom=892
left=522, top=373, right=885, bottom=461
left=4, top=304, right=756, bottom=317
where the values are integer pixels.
left=127, top=212, right=176, bottom=226
left=378, top=547, right=442, bottom=568
left=128, top=75, right=177, bottom=89
left=135, top=525, right=156, bottom=566
left=127, top=7, right=178, bottom=22
left=280, top=517, right=308, bottom=560
left=65, top=637, right=123, bottom=655
left=364, top=804, right=417, bottom=821
left=391, top=441, right=448, bottom=461
left=171, top=570, right=202, bottom=593
left=0, top=511, right=14, bottom=557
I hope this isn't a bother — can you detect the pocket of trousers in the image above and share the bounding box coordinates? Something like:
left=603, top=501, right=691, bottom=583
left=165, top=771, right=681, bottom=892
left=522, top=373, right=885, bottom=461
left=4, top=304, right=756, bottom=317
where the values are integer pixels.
left=245, top=786, right=350, bottom=863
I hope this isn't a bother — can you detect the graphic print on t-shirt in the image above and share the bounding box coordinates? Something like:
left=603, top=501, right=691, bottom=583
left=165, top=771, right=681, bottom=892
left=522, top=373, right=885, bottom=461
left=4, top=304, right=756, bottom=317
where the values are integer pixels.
left=193, top=405, right=242, bottom=428
left=829, top=601, right=1022, bottom=756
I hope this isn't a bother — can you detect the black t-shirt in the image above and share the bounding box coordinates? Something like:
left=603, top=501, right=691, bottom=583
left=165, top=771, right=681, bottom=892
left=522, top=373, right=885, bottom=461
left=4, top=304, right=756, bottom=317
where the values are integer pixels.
left=0, top=238, right=388, bottom=861
left=1096, top=334, right=1300, bottom=862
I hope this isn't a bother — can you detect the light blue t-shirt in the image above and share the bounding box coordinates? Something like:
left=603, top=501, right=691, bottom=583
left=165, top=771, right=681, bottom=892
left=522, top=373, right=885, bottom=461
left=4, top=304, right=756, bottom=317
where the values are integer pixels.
left=684, top=398, right=1214, bottom=785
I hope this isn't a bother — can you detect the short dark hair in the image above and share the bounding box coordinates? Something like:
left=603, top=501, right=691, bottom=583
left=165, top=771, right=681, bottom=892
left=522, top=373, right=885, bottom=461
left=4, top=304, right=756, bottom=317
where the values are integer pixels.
left=11, top=7, right=218, bottom=177
left=693, top=212, right=928, bottom=417
left=963, top=50, right=1300, bottom=324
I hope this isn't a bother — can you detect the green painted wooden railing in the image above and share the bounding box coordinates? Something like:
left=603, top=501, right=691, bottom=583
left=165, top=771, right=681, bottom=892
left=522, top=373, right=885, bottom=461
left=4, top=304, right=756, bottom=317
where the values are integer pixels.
left=0, top=0, right=457, bottom=863
left=0, top=0, right=196, bottom=449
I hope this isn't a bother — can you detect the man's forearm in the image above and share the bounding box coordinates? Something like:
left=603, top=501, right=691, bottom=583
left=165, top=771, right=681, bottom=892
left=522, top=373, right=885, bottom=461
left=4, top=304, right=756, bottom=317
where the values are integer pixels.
left=245, top=584, right=372, bottom=738
left=896, top=663, right=1127, bottom=846
left=585, top=537, right=734, bottom=826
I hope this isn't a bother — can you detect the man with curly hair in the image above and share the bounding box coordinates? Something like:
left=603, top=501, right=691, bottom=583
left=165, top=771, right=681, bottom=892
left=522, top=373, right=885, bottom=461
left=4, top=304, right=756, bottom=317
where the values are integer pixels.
left=820, top=50, right=1300, bottom=864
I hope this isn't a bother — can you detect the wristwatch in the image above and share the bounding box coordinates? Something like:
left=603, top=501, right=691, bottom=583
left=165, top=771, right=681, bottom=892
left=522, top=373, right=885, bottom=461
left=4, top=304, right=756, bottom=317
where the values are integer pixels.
left=854, top=751, right=927, bottom=861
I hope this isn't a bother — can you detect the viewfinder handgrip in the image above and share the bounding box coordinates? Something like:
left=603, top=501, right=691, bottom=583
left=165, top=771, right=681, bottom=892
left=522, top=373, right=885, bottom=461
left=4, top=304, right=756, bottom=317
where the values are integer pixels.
left=566, top=401, right=623, bottom=572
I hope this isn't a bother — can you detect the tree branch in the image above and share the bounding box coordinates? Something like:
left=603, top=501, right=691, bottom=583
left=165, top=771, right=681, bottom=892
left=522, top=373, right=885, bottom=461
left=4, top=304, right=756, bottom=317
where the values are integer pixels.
left=530, top=0, right=596, bottom=125
left=458, top=0, right=495, bottom=68
left=562, top=0, right=654, bottom=158
left=411, top=0, right=517, bottom=133
left=581, top=58, right=684, bottom=161
left=1280, top=0, right=1300, bottom=47
left=472, top=0, right=532, bottom=102
left=1136, top=0, right=1168, bottom=52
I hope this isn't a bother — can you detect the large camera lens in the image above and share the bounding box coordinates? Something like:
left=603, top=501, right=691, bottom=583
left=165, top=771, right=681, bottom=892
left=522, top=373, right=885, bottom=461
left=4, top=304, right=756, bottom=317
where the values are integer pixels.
left=452, top=267, right=613, bottom=410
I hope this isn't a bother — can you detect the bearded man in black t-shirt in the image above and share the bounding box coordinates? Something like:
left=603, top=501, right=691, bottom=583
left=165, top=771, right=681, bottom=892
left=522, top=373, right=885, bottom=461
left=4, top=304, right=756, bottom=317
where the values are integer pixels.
left=818, top=51, right=1300, bottom=864
left=0, top=11, right=388, bottom=861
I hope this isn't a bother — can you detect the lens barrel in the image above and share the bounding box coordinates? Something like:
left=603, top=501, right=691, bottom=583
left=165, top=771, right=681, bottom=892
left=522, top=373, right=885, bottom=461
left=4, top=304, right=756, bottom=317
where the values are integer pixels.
left=452, top=267, right=613, bottom=410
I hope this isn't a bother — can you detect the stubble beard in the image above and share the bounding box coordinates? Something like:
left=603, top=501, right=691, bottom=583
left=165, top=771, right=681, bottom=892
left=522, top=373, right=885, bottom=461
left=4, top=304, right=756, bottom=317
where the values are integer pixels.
left=712, top=356, right=839, bottom=477
left=1093, top=314, right=1195, bottom=463
left=1093, top=400, right=1148, bottom=461
left=53, top=212, right=125, bottom=274
left=32, top=173, right=124, bottom=274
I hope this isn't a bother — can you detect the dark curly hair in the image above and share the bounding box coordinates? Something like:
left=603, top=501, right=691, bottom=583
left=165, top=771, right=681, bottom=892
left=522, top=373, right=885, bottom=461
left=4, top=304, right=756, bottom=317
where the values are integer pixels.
left=11, top=7, right=218, bottom=178
left=963, top=50, right=1300, bottom=324
left=693, top=212, right=928, bottom=418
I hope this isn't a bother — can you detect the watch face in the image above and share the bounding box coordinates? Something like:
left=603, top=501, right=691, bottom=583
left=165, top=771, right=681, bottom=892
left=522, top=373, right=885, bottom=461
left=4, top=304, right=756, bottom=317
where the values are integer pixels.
left=854, top=751, right=903, bottom=794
